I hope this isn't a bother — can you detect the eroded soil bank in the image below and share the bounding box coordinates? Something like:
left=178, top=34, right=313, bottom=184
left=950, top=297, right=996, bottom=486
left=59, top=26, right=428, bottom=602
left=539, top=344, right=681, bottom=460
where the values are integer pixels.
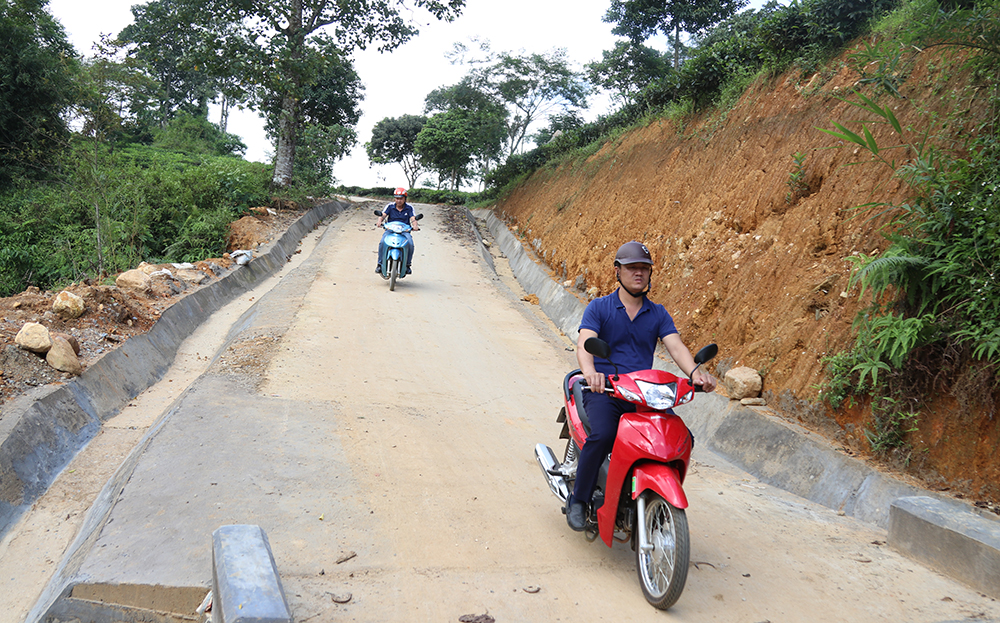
left=491, top=46, right=999, bottom=507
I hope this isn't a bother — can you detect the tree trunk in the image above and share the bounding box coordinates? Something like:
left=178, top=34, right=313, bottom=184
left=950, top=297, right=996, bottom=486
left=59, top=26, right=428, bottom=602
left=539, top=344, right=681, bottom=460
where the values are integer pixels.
left=673, top=24, right=680, bottom=70
left=272, top=0, right=304, bottom=188
left=272, top=94, right=298, bottom=187
left=219, top=94, right=230, bottom=132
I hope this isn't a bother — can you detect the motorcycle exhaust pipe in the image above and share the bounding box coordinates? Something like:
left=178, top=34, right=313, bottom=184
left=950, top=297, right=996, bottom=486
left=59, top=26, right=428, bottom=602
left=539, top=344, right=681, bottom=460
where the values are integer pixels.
left=534, top=444, right=570, bottom=503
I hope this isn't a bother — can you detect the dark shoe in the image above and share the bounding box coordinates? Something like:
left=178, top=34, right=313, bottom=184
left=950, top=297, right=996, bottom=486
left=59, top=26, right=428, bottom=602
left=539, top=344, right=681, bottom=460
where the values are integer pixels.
left=406, top=266, right=412, bottom=275
left=375, top=265, right=382, bottom=274
left=567, top=497, right=587, bottom=532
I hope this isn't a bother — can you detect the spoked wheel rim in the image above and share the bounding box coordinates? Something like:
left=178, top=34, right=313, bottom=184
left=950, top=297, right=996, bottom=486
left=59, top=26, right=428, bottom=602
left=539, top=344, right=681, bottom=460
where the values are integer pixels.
left=635, top=492, right=689, bottom=610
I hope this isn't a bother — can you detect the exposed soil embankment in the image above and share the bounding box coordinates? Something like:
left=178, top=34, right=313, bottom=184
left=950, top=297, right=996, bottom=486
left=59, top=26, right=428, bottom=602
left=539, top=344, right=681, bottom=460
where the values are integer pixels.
left=492, top=47, right=999, bottom=505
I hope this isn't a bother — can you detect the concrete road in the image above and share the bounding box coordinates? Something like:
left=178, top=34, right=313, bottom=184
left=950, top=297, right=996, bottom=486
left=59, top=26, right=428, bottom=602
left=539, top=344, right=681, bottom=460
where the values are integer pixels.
left=7, top=203, right=1000, bottom=622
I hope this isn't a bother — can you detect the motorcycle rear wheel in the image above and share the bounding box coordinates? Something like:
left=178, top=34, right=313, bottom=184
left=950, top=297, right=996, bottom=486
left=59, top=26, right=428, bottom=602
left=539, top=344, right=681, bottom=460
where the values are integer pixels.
left=635, top=492, right=689, bottom=610
left=389, top=258, right=399, bottom=291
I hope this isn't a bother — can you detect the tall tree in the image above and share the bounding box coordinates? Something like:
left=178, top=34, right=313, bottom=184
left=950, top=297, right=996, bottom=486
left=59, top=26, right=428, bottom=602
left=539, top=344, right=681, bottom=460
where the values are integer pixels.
left=76, top=37, right=161, bottom=145
left=117, top=0, right=219, bottom=128
left=186, top=0, right=465, bottom=188
left=587, top=41, right=671, bottom=106
left=366, top=115, right=428, bottom=189
left=414, top=110, right=474, bottom=190
left=605, top=0, right=748, bottom=69
left=0, top=0, right=77, bottom=186
left=423, top=77, right=505, bottom=186
left=261, top=40, right=364, bottom=186
left=587, top=41, right=670, bottom=104
left=454, top=44, right=589, bottom=157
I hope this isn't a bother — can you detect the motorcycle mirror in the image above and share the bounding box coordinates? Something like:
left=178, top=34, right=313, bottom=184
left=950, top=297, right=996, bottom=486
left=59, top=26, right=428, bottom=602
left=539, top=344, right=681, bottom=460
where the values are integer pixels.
left=694, top=343, right=718, bottom=365
left=584, top=337, right=611, bottom=360
left=415, top=213, right=424, bottom=220
left=373, top=210, right=382, bottom=216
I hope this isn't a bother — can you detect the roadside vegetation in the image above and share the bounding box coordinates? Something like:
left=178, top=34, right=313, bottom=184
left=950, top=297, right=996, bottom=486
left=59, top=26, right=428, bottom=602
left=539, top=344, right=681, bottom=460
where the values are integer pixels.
left=815, top=0, right=1000, bottom=460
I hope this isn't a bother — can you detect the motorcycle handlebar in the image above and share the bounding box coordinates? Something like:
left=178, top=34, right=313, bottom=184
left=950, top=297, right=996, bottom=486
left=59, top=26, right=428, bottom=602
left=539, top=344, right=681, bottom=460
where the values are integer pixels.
left=582, top=380, right=708, bottom=392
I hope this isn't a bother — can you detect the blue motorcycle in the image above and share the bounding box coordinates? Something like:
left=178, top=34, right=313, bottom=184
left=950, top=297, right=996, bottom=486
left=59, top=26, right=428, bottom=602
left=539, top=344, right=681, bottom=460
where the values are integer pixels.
left=374, top=210, right=423, bottom=291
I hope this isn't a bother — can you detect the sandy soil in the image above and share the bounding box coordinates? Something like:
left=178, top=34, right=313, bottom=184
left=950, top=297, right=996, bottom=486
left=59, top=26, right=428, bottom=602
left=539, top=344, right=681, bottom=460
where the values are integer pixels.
left=1, top=203, right=997, bottom=623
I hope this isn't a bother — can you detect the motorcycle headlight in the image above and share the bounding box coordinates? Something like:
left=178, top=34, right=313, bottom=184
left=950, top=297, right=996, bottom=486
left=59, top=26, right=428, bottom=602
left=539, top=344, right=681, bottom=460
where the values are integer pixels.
left=634, top=380, right=678, bottom=410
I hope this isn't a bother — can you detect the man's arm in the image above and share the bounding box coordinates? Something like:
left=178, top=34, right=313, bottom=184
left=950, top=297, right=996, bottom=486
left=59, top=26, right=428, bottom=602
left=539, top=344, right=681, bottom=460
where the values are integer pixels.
left=662, top=333, right=716, bottom=392
left=577, top=328, right=605, bottom=393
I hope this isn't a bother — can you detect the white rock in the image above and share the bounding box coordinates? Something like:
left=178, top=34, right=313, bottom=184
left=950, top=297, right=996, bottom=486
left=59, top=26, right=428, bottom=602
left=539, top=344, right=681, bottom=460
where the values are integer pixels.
left=116, top=269, right=151, bottom=296
left=15, top=322, right=52, bottom=353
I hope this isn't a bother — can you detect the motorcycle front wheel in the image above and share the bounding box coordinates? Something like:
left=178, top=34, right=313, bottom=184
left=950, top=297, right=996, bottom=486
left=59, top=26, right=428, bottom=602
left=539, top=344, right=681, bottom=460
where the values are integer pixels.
left=635, top=492, right=689, bottom=610
left=389, top=258, right=399, bottom=291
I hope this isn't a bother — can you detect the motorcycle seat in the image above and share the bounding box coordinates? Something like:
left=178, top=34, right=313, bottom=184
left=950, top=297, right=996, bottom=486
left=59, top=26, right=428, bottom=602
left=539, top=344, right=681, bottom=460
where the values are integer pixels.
left=572, top=378, right=592, bottom=436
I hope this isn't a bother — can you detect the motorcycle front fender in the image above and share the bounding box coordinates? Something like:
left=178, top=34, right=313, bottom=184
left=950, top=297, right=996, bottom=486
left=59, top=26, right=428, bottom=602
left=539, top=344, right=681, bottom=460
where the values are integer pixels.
left=632, top=462, right=688, bottom=510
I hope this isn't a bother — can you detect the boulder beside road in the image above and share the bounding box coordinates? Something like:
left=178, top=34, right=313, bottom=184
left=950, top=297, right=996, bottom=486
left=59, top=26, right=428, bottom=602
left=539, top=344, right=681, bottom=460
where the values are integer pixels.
left=723, top=366, right=763, bottom=400
left=15, top=322, right=52, bottom=354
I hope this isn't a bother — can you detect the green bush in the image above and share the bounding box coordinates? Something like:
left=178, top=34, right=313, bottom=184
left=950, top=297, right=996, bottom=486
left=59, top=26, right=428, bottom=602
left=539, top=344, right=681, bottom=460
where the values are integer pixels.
left=0, top=142, right=272, bottom=296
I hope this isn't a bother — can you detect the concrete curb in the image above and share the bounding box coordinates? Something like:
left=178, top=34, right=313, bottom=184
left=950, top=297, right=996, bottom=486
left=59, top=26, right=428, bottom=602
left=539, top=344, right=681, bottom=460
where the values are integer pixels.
left=0, top=199, right=350, bottom=537
left=471, top=209, right=585, bottom=341
left=890, top=496, right=1000, bottom=598
left=472, top=206, right=1000, bottom=598
left=212, top=525, right=291, bottom=623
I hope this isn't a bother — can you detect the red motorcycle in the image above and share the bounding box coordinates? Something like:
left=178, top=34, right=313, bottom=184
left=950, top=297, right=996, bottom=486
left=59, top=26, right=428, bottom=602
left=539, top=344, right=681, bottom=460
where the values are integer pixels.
left=534, top=337, right=717, bottom=610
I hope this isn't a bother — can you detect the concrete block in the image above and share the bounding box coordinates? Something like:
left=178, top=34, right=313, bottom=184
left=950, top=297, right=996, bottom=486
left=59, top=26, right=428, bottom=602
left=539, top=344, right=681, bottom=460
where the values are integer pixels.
left=212, top=525, right=291, bottom=623
left=889, top=496, right=1000, bottom=598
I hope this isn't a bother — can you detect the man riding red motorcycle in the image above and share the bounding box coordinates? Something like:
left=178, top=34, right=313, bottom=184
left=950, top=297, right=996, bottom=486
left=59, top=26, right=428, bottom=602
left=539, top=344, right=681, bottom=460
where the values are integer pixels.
left=566, top=241, right=717, bottom=532
left=535, top=240, right=718, bottom=608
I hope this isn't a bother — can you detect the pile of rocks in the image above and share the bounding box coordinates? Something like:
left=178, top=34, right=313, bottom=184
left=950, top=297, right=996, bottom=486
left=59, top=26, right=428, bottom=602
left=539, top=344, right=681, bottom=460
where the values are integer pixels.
left=115, top=261, right=220, bottom=298
left=14, top=291, right=86, bottom=375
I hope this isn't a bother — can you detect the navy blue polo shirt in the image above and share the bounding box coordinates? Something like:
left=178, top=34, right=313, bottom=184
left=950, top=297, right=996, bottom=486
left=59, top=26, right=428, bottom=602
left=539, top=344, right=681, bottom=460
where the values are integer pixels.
left=383, top=202, right=415, bottom=223
left=579, top=290, right=678, bottom=375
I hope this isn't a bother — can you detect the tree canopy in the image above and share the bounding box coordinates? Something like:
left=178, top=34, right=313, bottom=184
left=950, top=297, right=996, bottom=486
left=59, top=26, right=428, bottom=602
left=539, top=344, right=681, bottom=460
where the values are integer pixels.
left=422, top=77, right=506, bottom=187
left=183, top=0, right=466, bottom=187
left=452, top=43, right=589, bottom=158
left=366, top=114, right=428, bottom=189
left=586, top=41, right=671, bottom=106
left=605, top=0, right=748, bottom=68
left=0, top=0, right=78, bottom=186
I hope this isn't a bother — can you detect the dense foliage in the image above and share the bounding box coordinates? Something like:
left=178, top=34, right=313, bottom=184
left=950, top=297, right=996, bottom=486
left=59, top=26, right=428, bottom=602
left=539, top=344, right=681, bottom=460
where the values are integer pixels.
left=0, top=0, right=389, bottom=296
left=0, top=142, right=270, bottom=296
left=0, top=0, right=77, bottom=187
left=815, top=0, right=1000, bottom=457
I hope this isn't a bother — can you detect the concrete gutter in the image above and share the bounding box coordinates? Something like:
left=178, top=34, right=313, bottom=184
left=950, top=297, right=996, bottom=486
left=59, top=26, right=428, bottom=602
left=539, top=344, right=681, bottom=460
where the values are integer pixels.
left=472, top=207, right=1000, bottom=599
left=0, top=199, right=350, bottom=538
